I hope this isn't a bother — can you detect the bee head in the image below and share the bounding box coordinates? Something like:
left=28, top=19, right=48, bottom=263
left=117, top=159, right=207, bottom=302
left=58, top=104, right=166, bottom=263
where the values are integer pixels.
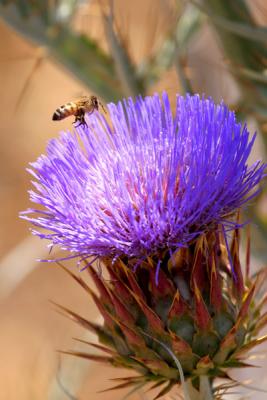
left=91, top=96, right=99, bottom=109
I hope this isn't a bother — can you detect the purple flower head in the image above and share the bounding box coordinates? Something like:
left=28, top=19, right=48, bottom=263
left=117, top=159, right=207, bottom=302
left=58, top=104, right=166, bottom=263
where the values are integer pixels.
left=22, top=93, right=265, bottom=261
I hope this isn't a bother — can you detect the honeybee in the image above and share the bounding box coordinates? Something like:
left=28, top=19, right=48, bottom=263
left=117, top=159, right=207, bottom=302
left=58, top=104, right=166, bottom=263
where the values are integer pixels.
left=52, top=95, right=106, bottom=126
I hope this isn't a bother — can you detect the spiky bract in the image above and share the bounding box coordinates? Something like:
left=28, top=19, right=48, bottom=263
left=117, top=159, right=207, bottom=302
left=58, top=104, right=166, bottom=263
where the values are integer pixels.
left=58, top=229, right=267, bottom=398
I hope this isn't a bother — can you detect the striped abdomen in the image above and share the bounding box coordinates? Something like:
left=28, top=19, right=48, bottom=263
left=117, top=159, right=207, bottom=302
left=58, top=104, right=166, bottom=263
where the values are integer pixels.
left=52, top=102, right=78, bottom=121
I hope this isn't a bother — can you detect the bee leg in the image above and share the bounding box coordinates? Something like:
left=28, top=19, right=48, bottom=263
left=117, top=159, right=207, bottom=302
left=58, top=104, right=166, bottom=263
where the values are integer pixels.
left=99, top=102, right=107, bottom=114
left=74, top=113, right=87, bottom=127
left=73, top=115, right=79, bottom=125
left=80, top=114, right=87, bottom=127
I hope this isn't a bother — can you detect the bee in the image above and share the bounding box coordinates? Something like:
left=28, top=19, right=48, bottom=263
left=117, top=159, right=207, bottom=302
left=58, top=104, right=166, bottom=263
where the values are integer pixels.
left=52, top=95, right=106, bottom=126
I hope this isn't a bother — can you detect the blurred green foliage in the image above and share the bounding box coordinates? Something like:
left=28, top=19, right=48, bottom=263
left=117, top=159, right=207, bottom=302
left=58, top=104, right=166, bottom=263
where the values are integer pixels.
left=197, top=1, right=267, bottom=136
left=0, top=0, right=203, bottom=100
left=1, top=1, right=266, bottom=117
left=192, top=0, right=267, bottom=258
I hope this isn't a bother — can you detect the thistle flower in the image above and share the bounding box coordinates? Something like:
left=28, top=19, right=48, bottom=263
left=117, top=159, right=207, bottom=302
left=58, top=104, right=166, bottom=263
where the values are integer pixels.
left=22, top=93, right=267, bottom=399
left=23, top=93, right=264, bottom=261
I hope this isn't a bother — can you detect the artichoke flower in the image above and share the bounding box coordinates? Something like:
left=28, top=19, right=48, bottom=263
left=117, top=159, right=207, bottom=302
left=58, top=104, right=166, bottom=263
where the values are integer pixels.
left=22, top=93, right=266, bottom=399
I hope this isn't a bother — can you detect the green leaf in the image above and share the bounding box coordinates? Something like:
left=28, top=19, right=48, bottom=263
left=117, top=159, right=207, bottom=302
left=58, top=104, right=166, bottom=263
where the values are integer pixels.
left=102, top=10, right=144, bottom=97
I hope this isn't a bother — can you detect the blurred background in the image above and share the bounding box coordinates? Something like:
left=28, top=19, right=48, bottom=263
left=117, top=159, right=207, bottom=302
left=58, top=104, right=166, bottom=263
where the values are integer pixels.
left=0, top=0, right=267, bottom=399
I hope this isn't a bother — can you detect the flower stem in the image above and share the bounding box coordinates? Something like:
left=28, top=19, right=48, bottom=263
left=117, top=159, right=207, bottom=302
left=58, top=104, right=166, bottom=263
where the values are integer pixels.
left=185, top=377, right=214, bottom=400
left=199, top=376, right=213, bottom=400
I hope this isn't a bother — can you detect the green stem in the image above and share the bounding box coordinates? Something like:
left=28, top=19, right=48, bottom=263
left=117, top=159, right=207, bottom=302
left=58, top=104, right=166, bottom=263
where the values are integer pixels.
left=173, top=51, right=193, bottom=94
left=199, top=376, right=213, bottom=400
left=185, top=377, right=214, bottom=400
left=102, top=9, right=144, bottom=97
